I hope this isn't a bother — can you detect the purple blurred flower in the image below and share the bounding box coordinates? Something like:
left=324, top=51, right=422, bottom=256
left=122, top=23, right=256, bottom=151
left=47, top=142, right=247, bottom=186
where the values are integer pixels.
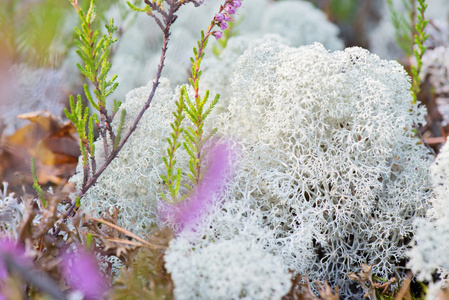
left=212, top=31, right=223, bottom=40
left=0, top=238, right=26, bottom=280
left=212, top=0, right=242, bottom=40
left=214, top=12, right=225, bottom=22
left=160, top=141, right=236, bottom=230
left=224, top=4, right=236, bottom=14
left=219, top=22, right=228, bottom=30
left=232, top=0, right=242, bottom=8
left=61, top=250, right=108, bottom=299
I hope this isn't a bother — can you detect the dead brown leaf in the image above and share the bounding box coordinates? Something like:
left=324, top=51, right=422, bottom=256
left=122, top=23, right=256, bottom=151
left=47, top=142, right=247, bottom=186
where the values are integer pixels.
left=0, top=110, right=79, bottom=187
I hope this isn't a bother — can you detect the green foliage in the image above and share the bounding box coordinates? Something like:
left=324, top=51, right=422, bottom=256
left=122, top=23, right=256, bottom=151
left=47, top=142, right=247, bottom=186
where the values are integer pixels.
left=161, top=92, right=185, bottom=203
left=328, top=0, right=359, bottom=21
left=182, top=30, right=220, bottom=187
left=161, top=18, right=223, bottom=202
left=387, top=0, right=429, bottom=104
left=64, top=95, right=94, bottom=166
left=410, top=0, right=429, bottom=104
left=114, top=109, right=127, bottom=150
left=30, top=157, right=47, bottom=208
left=112, top=99, right=123, bottom=116
left=72, top=0, right=119, bottom=109
left=212, top=21, right=238, bottom=57
left=182, top=88, right=219, bottom=187
left=386, top=0, right=415, bottom=57
left=126, top=1, right=152, bottom=14
left=86, top=233, right=93, bottom=250
left=0, top=0, right=71, bottom=67
left=66, top=0, right=126, bottom=176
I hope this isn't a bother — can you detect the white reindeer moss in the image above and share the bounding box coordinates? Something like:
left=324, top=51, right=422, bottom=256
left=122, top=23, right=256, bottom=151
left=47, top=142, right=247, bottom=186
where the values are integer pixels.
left=213, top=42, right=431, bottom=296
left=165, top=238, right=292, bottom=300
left=408, top=141, right=449, bottom=281
left=164, top=42, right=432, bottom=298
left=0, top=182, right=24, bottom=238
left=258, top=1, right=343, bottom=50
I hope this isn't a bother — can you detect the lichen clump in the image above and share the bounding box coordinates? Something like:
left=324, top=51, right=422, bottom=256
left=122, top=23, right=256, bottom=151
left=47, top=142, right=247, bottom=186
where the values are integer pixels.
left=408, top=141, right=449, bottom=282
left=168, top=42, right=433, bottom=297
left=165, top=238, right=292, bottom=300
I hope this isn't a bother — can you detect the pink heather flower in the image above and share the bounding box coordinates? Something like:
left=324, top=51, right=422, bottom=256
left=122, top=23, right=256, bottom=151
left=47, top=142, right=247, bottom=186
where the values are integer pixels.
left=224, top=4, right=236, bottom=15
left=212, top=31, right=223, bottom=40
left=219, top=22, right=228, bottom=30
left=214, top=12, right=225, bottom=22
left=62, top=250, right=108, bottom=299
left=160, top=141, right=236, bottom=230
left=232, top=0, right=242, bottom=8
left=223, top=14, right=231, bottom=22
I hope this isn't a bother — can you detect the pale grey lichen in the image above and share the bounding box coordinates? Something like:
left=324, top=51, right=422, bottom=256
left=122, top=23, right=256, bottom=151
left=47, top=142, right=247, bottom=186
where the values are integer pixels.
left=201, top=0, right=343, bottom=117
left=201, top=34, right=289, bottom=118
left=165, top=237, right=292, bottom=300
left=207, top=41, right=432, bottom=297
left=259, top=1, right=343, bottom=50
left=408, top=141, right=449, bottom=282
left=0, top=182, right=24, bottom=238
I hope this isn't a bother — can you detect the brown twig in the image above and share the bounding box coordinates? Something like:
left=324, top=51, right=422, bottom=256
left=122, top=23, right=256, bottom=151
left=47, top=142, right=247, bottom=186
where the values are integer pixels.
left=88, top=216, right=160, bottom=249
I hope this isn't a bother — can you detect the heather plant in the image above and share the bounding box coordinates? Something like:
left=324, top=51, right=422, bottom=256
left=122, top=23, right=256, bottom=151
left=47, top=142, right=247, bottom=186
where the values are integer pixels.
left=66, top=0, right=209, bottom=220
left=385, top=0, right=429, bottom=104
left=386, top=0, right=416, bottom=57
left=70, top=0, right=243, bottom=232
left=420, top=20, right=449, bottom=97
left=160, top=1, right=237, bottom=202
left=410, top=0, right=429, bottom=104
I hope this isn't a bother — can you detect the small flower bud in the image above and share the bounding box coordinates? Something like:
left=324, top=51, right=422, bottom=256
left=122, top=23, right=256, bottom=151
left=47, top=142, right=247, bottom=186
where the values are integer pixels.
left=212, top=31, right=223, bottom=40
left=224, top=4, right=236, bottom=15
left=214, top=12, right=225, bottom=22
left=232, top=0, right=242, bottom=8
left=219, top=22, right=228, bottom=30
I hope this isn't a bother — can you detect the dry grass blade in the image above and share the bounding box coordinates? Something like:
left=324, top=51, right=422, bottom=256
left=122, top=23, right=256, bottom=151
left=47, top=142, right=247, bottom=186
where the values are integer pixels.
left=394, top=272, right=412, bottom=300
left=89, top=234, right=144, bottom=247
left=88, top=216, right=160, bottom=249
